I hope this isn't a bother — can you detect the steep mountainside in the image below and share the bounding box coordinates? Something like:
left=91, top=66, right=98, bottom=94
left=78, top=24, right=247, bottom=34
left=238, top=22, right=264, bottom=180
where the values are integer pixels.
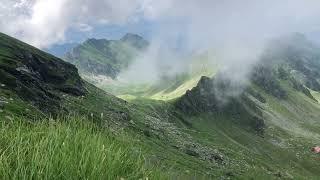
left=0, top=33, right=86, bottom=114
left=64, top=33, right=148, bottom=79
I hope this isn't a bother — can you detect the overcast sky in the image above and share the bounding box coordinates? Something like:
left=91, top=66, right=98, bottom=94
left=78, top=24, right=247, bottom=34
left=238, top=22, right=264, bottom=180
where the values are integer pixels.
left=1, top=0, right=320, bottom=49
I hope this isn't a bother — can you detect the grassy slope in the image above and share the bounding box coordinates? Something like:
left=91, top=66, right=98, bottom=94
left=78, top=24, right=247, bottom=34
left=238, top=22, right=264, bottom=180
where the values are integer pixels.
left=0, top=116, right=165, bottom=180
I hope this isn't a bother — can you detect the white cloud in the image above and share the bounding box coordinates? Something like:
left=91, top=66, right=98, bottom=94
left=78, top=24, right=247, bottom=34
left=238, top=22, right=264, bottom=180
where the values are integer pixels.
left=0, top=0, right=143, bottom=48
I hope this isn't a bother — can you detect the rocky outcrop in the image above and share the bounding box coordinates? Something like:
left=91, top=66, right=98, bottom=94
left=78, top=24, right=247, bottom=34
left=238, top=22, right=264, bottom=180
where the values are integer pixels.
left=0, top=33, right=86, bottom=114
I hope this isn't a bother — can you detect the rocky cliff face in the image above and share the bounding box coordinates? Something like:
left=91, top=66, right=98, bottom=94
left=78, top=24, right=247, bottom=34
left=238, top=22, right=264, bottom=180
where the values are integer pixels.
left=0, top=33, right=86, bottom=114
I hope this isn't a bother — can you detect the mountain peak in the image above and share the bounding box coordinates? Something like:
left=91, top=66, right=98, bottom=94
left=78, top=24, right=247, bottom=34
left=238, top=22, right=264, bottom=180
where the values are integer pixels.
left=120, top=33, right=149, bottom=49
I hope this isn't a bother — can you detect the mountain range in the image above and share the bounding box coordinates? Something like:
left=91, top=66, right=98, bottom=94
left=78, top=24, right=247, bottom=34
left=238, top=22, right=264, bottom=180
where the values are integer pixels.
left=1, top=32, right=320, bottom=179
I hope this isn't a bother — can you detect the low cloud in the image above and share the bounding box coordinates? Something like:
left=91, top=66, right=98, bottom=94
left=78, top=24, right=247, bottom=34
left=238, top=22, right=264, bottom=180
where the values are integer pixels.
left=121, top=0, right=320, bottom=85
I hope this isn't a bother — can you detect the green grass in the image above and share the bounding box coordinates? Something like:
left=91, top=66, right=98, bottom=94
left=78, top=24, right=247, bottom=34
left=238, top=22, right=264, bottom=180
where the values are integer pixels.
left=310, top=89, right=320, bottom=102
left=0, top=115, right=165, bottom=180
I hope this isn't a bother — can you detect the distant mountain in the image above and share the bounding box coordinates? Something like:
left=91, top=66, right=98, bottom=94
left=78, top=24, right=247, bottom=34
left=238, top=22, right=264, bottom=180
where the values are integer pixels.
left=45, top=42, right=78, bottom=58
left=64, top=33, right=149, bottom=79
left=120, top=33, right=149, bottom=49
